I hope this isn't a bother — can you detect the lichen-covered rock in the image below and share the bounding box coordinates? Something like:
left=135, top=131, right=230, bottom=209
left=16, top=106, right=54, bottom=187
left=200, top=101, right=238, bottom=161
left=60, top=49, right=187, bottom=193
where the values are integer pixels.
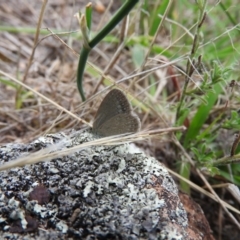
left=0, top=131, right=188, bottom=239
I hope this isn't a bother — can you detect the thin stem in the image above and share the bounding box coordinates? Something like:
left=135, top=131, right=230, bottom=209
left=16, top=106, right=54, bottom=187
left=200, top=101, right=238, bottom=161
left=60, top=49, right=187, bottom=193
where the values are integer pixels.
left=16, top=0, right=48, bottom=109
left=130, top=0, right=173, bottom=89
left=76, top=0, right=139, bottom=101
left=176, top=1, right=207, bottom=120
left=219, top=2, right=237, bottom=26
left=212, top=153, right=240, bottom=166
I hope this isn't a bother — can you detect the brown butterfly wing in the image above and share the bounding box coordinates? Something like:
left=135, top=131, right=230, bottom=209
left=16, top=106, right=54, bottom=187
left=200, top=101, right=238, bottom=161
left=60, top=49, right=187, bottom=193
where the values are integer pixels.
left=93, top=89, right=131, bottom=130
left=95, top=113, right=140, bottom=137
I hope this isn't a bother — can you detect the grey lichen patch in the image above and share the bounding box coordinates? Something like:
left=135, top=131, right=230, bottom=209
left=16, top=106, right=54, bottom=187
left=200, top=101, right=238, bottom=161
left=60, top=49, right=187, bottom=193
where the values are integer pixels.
left=160, top=226, right=186, bottom=240
left=83, top=180, right=95, bottom=197
left=0, top=130, right=188, bottom=239
left=8, top=198, right=27, bottom=230
left=56, top=220, right=68, bottom=233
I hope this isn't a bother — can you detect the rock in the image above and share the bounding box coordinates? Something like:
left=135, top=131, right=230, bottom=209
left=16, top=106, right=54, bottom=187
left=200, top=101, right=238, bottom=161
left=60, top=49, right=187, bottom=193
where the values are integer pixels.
left=0, top=130, right=189, bottom=239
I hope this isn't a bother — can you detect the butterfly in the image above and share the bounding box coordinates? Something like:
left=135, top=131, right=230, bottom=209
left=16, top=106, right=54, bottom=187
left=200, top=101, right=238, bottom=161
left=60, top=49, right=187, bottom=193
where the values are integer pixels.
left=92, top=89, right=140, bottom=137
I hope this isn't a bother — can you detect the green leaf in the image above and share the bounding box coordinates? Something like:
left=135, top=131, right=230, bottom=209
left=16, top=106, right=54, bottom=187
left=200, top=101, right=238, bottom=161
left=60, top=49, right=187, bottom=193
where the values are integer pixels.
left=149, top=0, right=169, bottom=36
left=183, top=82, right=224, bottom=147
left=131, top=44, right=145, bottom=68
left=222, top=111, right=240, bottom=130
left=179, top=162, right=191, bottom=194
left=85, top=3, right=92, bottom=32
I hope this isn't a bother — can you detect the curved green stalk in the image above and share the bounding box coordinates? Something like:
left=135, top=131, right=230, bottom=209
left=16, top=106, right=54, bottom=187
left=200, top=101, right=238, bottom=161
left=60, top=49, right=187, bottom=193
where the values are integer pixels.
left=89, top=0, right=139, bottom=48
left=77, top=48, right=89, bottom=101
left=77, top=0, right=139, bottom=101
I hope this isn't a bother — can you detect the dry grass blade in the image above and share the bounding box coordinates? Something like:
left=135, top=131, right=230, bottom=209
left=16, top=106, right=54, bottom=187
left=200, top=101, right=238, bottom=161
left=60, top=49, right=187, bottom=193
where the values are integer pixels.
left=167, top=168, right=240, bottom=215
left=0, top=127, right=185, bottom=172
left=0, top=70, right=90, bottom=126
left=173, top=136, right=240, bottom=230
